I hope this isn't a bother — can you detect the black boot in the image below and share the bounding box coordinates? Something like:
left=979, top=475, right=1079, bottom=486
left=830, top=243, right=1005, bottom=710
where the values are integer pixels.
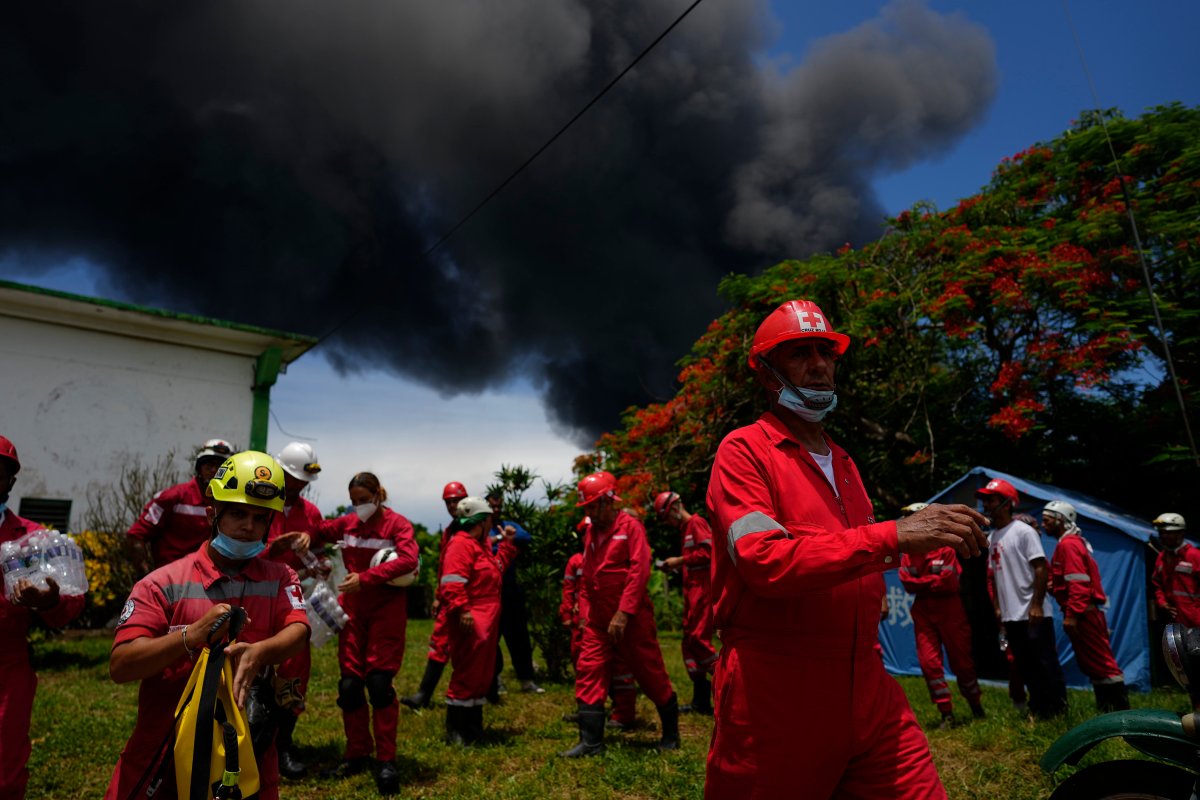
left=466, top=705, right=486, bottom=744
left=656, top=694, right=681, bottom=752
left=683, top=675, right=713, bottom=715
left=376, top=759, right=400, bottom=795
left=1096, top=681, right=1131, bottom=713
left=275, top=713, right=308, bottom=779
left=401, top=659, right=446, bottom=710
left=559, top=704, right=606, bottom=758
left=445, top=704, right=468, bottom=746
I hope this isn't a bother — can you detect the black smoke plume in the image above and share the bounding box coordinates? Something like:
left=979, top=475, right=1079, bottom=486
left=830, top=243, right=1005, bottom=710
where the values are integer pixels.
left=0, top=0, right=996, bottom=442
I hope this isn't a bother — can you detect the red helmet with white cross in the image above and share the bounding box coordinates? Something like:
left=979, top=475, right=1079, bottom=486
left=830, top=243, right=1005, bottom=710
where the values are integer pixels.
left=748, top=300, right=851, bottom=369
left=576, top=471, right=620, bottom=507
left=975, top=478, right=1019, bottom=505
left=442, top=481, right=468, bottom=501
left=653, top=491, right=680, bottom=517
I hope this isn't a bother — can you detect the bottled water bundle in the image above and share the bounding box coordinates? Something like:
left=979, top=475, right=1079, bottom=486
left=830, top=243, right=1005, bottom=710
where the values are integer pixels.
left=1, top=529, right=89, bottom=601
left=306, top=580, right=350, bottom=648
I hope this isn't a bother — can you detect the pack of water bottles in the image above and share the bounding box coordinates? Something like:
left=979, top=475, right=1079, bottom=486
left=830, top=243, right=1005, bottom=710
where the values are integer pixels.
left=305, top=580, right=350, bottom=648
left=1, top=529, right=89, bottom=602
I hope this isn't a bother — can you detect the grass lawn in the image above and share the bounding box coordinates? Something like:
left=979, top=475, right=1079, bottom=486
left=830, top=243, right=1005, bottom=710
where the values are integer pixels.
left=27, top=621, right=1191, bottom=799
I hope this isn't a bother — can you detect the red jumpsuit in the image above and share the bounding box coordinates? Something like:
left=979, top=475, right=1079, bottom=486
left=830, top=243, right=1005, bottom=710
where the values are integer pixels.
left=127, top=478, right=214, bottom=569
left=440, top=532, right=517, bottom=703
left=1, top=511, right=84, bottom=800
left=575, top=511, right=674, bottom=708
left=561, top=552, right=638, bottom=724
left=680, top=515, right=717, bottom=676
left=561, top=552, right=585, bottom=664
left=706, top=412, right=943, bottom=800
left=104, top=544, right=309, bottom=800
left=1153, top=543, right=1200, bottom=627
left=427, top=524, right=457, bottom=664
left=265, top=497, right=326, bottom=712
left=317, top=508, right=419, bottom=762
left=899, top=546, right=981, bottom=715
left=1050, top=532, right=1123, bottom=683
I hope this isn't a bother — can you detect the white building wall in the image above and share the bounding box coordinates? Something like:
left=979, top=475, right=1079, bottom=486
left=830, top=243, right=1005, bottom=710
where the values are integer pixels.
left=1, top=313, right=255, bottom=530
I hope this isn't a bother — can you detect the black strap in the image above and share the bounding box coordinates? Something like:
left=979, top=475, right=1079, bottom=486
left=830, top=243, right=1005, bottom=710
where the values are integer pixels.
left=189, top=642, right=226, bottom=800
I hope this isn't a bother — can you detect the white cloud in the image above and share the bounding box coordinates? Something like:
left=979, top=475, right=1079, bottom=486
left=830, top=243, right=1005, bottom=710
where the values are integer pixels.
left=266, top=354, right=583, bottom=530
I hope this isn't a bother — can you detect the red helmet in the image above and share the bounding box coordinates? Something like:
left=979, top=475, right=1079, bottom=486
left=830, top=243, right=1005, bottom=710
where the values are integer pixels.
left=653, top=491, right=680, bottom=517
left=576, top=471, right=619, bottom=507
left=748, top=300, right=850, bottom=369
left=976, top=478, right=1019, bottom=505
left=0, top=436, right=19, bottom=474
left=442, top=481, right=468, bottom=501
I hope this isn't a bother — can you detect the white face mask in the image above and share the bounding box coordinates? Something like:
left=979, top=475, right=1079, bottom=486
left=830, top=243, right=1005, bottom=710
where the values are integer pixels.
left=777, top=384, right=838, bottom=422
left=354, top=502, right=379, bottom=522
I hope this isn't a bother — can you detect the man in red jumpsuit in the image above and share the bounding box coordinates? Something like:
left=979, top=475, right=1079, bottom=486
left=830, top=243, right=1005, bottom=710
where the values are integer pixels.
left=126, top=438, right=233, bottom=575
left=654, top=490, right=716, bottom=714
left=705, top=299, right=988, bottom=799
left=1043, top=500, right=1129, bottom=711
left=262, top=441, right=326, bottom=778
left=402, top=481, right=467, bottom=710
left=105, top=450, right=309, bottom=800
left=439, top=497, right=518, bottom=743
left=897, top=501, right=985, bottom=728
left=1153, top=513, right=1200, bottom=626
left=561, top=471, right=679, bottom=757
left=0, top=435, right=84, bottom=800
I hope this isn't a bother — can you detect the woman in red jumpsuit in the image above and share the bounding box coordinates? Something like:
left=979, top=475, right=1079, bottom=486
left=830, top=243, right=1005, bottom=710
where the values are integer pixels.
left=316, top=472, right=419, bottom=794
left=439, top=496, right=517, bottom=743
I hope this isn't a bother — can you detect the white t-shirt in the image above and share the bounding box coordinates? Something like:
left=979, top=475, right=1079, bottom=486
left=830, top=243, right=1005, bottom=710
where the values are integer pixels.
left=809, top=450, right=838, bottom=497
left=989, top=519, right=1050, bottom=622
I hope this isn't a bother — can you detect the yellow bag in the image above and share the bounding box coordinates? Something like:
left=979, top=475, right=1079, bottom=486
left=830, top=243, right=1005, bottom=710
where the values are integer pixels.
left=173, top=610, right=260, bottom=800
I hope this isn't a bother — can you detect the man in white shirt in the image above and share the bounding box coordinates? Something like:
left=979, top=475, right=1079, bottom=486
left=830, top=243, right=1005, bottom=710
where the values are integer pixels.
left=980, top=478, right=1067, bottom=719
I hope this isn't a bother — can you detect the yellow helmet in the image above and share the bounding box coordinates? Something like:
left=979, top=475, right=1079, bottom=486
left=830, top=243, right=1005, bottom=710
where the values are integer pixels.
left=207, top=451, right=286, bottom=512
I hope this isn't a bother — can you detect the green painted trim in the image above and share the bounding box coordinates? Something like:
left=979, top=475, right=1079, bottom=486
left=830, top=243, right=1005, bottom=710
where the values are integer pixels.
left=0, top=279, right=317, bottom=345
left=250, top=347, right=284, bottom=451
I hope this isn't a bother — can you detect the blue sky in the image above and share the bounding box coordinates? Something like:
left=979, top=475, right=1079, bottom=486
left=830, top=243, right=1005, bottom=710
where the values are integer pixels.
left=7, top=0, right=1197, bottom=528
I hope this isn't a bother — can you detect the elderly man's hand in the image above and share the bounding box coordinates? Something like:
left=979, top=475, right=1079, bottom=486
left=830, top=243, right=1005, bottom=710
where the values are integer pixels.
left=896, top=503, right=989, bottom=559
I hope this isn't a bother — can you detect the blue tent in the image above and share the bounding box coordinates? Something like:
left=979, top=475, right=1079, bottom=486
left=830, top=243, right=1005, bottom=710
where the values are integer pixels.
left=878, top=466, right=1156, bottom=691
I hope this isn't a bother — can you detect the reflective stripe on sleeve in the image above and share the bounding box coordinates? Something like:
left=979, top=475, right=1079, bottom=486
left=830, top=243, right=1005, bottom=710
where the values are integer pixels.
left=344, top=535, right=392, bottom=549
left=727, top=511, right=788, bottom=564
left=174, top=504, right=209, bottom=517
left=1064, top=573, right=1091, bottom=582
left=441, top=574, right=468, bottom=585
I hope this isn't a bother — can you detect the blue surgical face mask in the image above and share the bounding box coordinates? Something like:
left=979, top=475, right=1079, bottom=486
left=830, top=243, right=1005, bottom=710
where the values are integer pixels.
left=777, top=384, right=838, bottom=422
left=211, top=532, right=266, bottom=560
left=0, top=502, right=7, bottom=516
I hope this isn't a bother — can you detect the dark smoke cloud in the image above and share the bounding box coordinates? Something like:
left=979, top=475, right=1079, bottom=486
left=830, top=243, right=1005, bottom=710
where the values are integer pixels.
left=0, top=0, right=995, bottom=443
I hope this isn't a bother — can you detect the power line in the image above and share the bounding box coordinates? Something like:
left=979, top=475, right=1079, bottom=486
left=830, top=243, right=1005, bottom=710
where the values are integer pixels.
left=1061, top=0, right=1200, bottom=468
left=313, top=0, right=707, bottom=348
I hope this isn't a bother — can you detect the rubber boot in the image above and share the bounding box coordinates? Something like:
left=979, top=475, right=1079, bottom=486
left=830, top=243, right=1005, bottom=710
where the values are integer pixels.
left=466, top=705, right=486, bottom=744
left=1096, top=681, right=1131, bottom=713
left=400, top=659, right=446, bottom=710
left=656, top=694, right=681, bottom=752
left=683, top=674, right=713, bottom=715
left=559, top=703, right=606, bottom=758
left=275, top=713, right=308, bottom=779
left=445, top=705, right=468, bottom=746
left=376, top=759, right=400, bottom=795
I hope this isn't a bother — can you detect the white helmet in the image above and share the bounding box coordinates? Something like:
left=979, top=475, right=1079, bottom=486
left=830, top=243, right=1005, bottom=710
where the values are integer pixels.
left=457, top=496, right=492, bottom=520
left=276, top=442, right=322, bottom=482
left=900, top=502, right=929, bottom=516
left=1043, top=500, right=1077, bottom=525
left=369, top=548, right=420, bottom=587
left=1154, top=513, right=1187, bottom=531
left=195, top=438, right=234, bottom=471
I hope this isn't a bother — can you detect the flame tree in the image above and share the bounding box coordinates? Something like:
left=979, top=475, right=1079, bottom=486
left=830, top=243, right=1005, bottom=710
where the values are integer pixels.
left=594, top=103, right=1200, bottom=520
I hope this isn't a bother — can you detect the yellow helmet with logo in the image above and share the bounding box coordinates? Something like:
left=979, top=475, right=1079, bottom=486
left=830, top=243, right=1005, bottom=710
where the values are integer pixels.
left=207, top=451, right=286, bottom=512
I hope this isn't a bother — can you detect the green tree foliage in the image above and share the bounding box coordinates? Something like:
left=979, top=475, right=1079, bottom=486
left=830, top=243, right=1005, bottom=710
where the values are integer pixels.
left=596, top=104, right=1200, bottom=520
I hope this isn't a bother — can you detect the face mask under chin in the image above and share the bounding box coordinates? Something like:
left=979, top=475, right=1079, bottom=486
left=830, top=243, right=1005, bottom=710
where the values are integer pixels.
left=211, top=531, right=266, bottom=560
left=777, top=385, right=838, bottom=423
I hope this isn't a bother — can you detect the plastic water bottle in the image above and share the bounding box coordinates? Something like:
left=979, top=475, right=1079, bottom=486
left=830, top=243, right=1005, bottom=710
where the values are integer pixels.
left=1, top=540, right=28, bottom=602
